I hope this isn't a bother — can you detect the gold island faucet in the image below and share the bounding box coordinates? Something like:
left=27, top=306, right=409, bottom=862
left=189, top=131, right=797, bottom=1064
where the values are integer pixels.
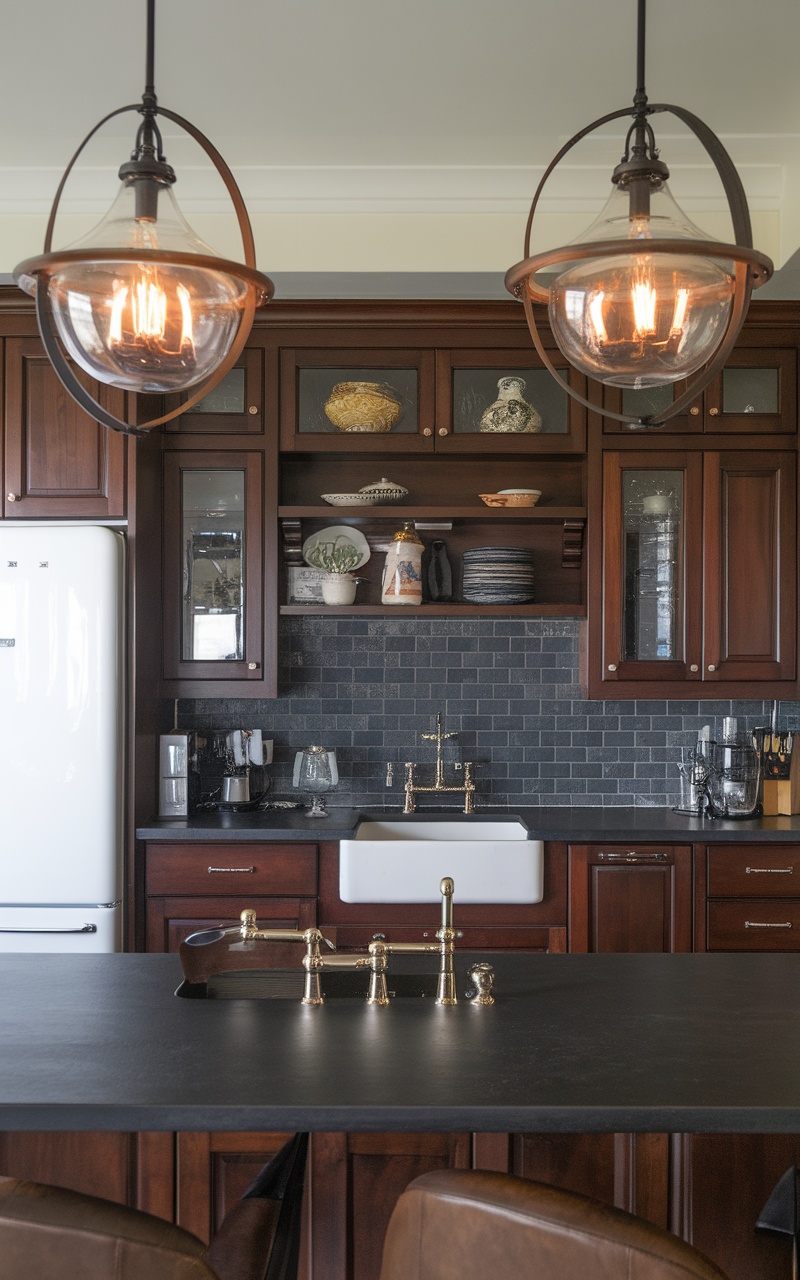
left=403, top=713, right=475, bottom=814
left=368, top=877, right=459, bottom=1006
left=238, top=910, right=389, bottom=1007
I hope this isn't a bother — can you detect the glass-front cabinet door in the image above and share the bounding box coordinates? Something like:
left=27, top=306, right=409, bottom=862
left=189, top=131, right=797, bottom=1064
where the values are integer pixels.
left=602, top=451, right=703, bottom=684
left=435, top=349, right=586, bottom=452
left=164, top=349, right=264, bottom=434
left=162, top=452, right=264, bottom=683
left=280, top=349, right=435, bottom=451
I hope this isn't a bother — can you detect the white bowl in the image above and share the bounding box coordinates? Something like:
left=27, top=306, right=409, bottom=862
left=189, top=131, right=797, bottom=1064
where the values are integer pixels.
left=321, top=493, right=378, bottom=506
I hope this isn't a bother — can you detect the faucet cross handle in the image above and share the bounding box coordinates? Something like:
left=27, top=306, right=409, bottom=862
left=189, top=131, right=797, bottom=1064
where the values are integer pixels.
left=421, top=711, right=456, bottom=744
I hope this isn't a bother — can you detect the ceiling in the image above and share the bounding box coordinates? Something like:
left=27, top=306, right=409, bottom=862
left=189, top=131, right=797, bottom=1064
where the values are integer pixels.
left=2, top=0, right=800, bottom=292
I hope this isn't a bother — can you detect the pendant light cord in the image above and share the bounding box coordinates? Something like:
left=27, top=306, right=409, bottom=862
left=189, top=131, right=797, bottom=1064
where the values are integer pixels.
left=143, top=0, right=156, bottom=112
left=635, top=0, right=646, bottom=108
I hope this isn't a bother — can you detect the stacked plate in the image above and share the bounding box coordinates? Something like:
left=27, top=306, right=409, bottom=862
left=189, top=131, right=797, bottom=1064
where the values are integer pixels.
left=462, top=546, right=535, bottom=605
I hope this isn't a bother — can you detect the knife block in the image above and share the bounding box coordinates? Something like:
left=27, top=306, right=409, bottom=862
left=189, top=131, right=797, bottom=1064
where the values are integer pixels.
left=762, top=750, right=800, bottom=815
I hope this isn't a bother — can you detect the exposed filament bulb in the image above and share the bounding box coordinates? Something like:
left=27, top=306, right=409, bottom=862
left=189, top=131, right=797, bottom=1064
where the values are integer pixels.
left=108, top=268, right=194, bottom=359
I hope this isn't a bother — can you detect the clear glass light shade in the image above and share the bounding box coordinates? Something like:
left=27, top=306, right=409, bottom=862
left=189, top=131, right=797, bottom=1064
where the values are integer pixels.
left=33, top=179, right=249, bottom=393
left=547, top=181, right=736, bottom=388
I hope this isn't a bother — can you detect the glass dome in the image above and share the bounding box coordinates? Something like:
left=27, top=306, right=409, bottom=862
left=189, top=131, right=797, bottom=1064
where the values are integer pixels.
left=24, top=178, right=249, bottom=393
left=547, top=181, right=736, bottom=388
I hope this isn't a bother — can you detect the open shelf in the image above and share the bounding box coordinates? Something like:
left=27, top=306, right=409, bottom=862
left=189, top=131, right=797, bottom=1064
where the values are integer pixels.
left=278, top=505, right=587, bottom=520
left=280, top=602, right=586, bottom=617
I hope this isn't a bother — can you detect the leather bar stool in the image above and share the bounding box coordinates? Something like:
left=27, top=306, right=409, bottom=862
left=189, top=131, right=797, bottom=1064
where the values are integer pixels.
left=0, top=1177, right=219, bottom=1279
left=379, top=1170, right=731, bottom=1280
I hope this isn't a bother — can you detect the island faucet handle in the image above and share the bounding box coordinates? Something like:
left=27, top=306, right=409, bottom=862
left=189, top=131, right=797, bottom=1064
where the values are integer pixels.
left=468, top=962, right=495, bottom=1006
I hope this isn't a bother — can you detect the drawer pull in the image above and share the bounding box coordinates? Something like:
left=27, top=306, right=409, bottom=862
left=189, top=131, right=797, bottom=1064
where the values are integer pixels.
left=744, top=920, right=793, bottom=929
left=207, top=866, right=256, bottom=874
left=597, top=851, right=668, bottom=863
left=746, top=867, right=794, bottom=874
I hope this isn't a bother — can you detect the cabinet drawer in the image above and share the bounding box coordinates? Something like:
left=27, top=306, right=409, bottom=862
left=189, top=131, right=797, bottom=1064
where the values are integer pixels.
left=707, top=845, right=800, bottom=897
left=145, top=843, right=317, bottom=897
left=707, top=900, right=800, bottom=950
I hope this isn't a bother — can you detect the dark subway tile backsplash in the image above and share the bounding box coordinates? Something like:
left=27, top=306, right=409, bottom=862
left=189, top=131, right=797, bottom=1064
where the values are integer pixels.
left=174, top=617, right=799, bottom=809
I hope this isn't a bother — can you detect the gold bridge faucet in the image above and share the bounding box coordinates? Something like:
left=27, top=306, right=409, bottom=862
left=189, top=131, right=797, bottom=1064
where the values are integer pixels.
left=403, top=712, right=475, bottom=814
left=370, top=876, right=459, bottom=1005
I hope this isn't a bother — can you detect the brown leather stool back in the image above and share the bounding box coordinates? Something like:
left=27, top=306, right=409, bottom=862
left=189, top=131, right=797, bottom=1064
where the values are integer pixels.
left=379, top=1170, right=730, bottom=1280
left=0, top=1176, right=219, bottom=1280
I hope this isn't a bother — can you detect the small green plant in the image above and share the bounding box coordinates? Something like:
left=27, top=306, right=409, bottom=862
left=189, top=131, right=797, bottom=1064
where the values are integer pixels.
left=304, top=539, right=361, bottom=574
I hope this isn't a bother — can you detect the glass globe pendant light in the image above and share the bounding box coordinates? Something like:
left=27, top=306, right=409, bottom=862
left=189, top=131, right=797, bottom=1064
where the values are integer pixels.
left=13, top=0, right=273, bottom=436
left=505, top=0, right=773, bottom=428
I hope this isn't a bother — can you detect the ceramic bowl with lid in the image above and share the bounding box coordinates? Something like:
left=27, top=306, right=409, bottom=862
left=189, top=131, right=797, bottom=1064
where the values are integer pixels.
left=358, top=477, right=409, bottom=503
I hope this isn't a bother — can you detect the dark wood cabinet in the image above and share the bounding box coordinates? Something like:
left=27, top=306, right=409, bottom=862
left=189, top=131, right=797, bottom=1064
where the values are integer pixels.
left=701, top=843, right=800, bottom=951
left=569, top=844, right=693, bottom=953
left=3, top=336, right=128, bottom=519
left=587, top=447, right=797, bottom=698
left=599, top=335, right=797, bottom=436
left=164, top=349, right=265, bottom=435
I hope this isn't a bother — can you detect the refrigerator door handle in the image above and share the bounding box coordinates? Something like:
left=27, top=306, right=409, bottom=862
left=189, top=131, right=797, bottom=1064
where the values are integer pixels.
left=0, top=924, right=98, bottom=934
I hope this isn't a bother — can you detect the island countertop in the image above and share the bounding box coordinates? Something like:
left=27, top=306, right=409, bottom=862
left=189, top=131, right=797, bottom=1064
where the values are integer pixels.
left=3, top=951, right=800, bottom=1134
left=135, top=806, right=800, bottom=843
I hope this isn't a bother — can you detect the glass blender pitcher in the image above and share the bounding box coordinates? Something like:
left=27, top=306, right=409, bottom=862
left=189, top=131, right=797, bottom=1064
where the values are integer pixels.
left=296, top=746, right=334, bottom=818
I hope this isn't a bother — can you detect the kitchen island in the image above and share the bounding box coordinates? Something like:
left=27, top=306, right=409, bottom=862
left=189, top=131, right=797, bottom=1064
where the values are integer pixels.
left=2, top=949, right=800, bottom=1133
left=4, top=942, right=800, bottom=1280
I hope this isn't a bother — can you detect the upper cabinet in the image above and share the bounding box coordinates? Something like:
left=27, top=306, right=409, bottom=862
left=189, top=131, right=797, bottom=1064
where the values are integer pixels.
left=163, top=349, right=265, bottom=436
left=587, top=447, right=797, bottom=698
left=599, top=331, right=797, bottom=435
left=3, top=335, right=128, bottom=519
left=279, top=341, right=586, bottom=453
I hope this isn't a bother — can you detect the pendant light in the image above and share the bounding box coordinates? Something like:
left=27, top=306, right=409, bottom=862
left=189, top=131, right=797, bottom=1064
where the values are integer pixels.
left=504, top=0, right=773, bottom=428
left=13, top=0, right=273, bottom=436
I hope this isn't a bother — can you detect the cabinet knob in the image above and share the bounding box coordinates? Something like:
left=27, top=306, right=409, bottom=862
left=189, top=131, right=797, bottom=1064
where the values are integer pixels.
left=247, top=661, right=259, bottom=670
left=248, top=405, right=258, bottom=415
left=709, top=406, right=720, bottom=416
left=607, top=663, right=617, bottom=672
left=707, top=664, right=716, bottom=672
left=438, top=428, right=449, bottom=436
left=689, top=406, right=701, bottom=416
left=6, top=493, right=19, bottom=502
left=689, top=664, right=699, bottom=672
left=423, top=428, right=433, bottom=437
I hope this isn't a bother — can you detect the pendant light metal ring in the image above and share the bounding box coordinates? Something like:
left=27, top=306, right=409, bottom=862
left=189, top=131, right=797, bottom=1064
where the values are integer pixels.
left=16, top=104, right=273, bottom=436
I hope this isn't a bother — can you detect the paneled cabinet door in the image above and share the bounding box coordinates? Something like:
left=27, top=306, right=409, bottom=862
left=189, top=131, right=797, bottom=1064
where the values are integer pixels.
left=702, top=451, right=796, bottom=684
left=568, top=845, right=693, bottom=953
left=4, top=337, right=127, bottom=518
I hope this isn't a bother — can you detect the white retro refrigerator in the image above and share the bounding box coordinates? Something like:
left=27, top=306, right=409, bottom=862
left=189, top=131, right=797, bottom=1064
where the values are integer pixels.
left=0, top=524, right=124, bottom=951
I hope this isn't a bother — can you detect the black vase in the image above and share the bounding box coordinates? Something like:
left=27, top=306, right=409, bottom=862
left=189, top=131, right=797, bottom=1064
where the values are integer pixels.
left=427, top=540, right=453, bottom=602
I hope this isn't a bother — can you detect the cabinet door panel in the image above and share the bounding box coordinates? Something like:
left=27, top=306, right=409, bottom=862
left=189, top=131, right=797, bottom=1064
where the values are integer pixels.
left=145, top=842, right=317, bottom=897
left=703, top=451, right=796, bottom=682
left=4, top=337, right=126, bottom=518
left=707, top=845, right=800, bottom=897
left=707, top=900, right=800, bottom=950
left=569, top=846, right=693, bottom=953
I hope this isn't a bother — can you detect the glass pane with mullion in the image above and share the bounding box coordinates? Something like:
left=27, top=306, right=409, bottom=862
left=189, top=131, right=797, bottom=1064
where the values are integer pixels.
left=181, top=469, right=245, bottom=662
left=453, top=367, right=567, bottom=434
left=722, top=367, right=779, bottom=415
left=622, top=470, right=684, bottom=662
left=298, top=368, right=418, bottom=433
left=185, top=367, right=246, bottom=415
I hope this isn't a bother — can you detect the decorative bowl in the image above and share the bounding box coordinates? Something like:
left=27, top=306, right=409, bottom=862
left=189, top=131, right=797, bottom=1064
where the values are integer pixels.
left=321, top=493, right=378, bottom=506
left=324, top=382, right=403, bottom=433
left=359, top=477, right=409, bottom=503
left=480, top=491, right=541, bottom=508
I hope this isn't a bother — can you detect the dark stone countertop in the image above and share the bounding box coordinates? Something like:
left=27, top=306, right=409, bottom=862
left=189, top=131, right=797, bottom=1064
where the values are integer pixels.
left=3, top=951, right=800, bottom=1134
left=135, top=806, right=800, bottom=843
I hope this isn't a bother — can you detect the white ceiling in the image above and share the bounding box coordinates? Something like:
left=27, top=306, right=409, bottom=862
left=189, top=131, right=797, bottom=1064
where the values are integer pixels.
left=2, top=0, right=800, bottom=288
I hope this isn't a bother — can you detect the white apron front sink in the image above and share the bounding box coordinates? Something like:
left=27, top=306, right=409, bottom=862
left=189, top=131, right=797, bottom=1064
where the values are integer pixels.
left=339, top=818, right=543, bottom=904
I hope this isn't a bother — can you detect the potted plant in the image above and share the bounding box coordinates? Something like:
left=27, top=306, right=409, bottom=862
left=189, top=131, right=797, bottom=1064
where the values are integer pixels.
left=303, top=540, right=362, bottom=605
